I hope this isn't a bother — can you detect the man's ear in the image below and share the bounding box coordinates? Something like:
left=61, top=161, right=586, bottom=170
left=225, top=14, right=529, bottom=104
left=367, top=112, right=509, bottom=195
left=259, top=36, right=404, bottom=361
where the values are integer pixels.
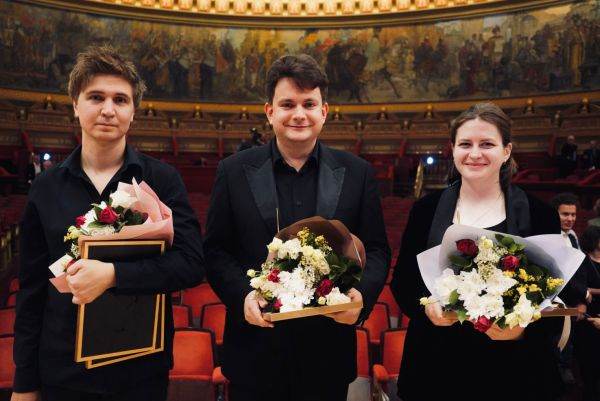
left=73, top=100, right=78, bottom=118
left=321, top=102, right=329, bottom=118
left=264, top=102, right=273, bottom=124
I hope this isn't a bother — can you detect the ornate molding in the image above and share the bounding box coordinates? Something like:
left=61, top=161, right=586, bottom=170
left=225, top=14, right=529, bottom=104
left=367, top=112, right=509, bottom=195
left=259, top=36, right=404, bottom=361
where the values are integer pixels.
left=15, top=0, right=576, bottom=28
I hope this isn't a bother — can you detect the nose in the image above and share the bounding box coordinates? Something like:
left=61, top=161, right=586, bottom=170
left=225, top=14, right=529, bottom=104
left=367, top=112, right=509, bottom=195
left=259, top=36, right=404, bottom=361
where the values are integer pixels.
left=291, top=106, right=306, bottom=122
left=101, top=100, right=116, bottom=118
left=469, top=145, right=482, bottom=159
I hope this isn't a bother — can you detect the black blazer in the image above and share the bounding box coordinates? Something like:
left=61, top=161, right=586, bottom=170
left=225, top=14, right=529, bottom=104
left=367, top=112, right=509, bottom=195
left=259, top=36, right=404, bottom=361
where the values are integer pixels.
left=391, top=187, right=563, bottom=401
left=204, top=141, right=390, bottom=389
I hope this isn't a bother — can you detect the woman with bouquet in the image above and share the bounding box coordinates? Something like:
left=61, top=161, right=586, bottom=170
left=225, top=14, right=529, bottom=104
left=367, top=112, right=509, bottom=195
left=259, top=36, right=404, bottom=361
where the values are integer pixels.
left=391, top=102, right=564, bottom=401
left=12, top=46, right=204, bottom=401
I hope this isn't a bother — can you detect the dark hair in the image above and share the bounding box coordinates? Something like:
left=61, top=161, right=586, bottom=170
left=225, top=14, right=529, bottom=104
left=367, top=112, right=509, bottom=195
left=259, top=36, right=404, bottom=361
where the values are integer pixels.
left=550, top=192, right=579, bottom=210
left=448, top=102, right=516, bottom=190
left=594, top=198, right=600, bottom=217
left=68, top=45, right=146, bottom=108
left=580, top=225, right=600, bottom=254
left=265, top=54, right=328, bottom=104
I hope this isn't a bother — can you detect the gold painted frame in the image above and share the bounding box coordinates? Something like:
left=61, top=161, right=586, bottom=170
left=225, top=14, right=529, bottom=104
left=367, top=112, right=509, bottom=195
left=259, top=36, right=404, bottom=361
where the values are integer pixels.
left=74, top=240, right=166, bottom=363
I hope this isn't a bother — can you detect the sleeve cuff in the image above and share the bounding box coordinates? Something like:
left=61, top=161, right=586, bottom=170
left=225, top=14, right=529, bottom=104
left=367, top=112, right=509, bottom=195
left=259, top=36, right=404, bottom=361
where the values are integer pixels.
left=13, top=365, right=41, bottom=393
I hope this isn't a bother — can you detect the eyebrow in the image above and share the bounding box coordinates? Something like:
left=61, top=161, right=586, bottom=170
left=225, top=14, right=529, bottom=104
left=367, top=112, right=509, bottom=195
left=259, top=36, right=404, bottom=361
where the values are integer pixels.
left=277, top=98, right=318, bottom=104
left=85, top=90, right=131, bottom=100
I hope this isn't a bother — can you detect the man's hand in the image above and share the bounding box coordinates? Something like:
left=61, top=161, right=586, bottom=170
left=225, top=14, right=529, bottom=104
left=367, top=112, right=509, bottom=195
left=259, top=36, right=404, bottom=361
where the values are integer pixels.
left=10, top=391, right=41, bottom=401
left=66, top=259, right=116, bottom=305
left=485, top=324, right=525, bottom=341
left=588, top=317, right=600, bottom=330
left=244, top=291, right=274, bottom=328
left=325, top=288, right=363, bottom=325
left=575, top=303, right=588, bottom=321
left=425, top=302, right=458, bottom=327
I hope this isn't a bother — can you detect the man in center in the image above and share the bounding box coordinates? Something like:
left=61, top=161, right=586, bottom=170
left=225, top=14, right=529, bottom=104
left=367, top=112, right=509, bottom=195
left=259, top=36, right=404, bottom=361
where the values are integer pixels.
left=204, top=54, right=390, bottom=401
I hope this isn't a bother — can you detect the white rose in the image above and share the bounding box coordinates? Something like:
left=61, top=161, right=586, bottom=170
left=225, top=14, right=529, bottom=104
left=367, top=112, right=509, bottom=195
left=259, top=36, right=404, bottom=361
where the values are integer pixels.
left=504, top=293, right=537, bottom=328
left=278, top=238, right=302, bottom=260
left=267, top=237, right=283, bottom=253
left=247, top=269, right=256, bottom=278
left=433, top=268, right=459, bottom=305
left=110, top=189, right=137, bottom=209
left=478, top=236, right=494, bottom=251
left=325, top=287, right=351, bottom=305
left=318, top=297, right=326, bottom=305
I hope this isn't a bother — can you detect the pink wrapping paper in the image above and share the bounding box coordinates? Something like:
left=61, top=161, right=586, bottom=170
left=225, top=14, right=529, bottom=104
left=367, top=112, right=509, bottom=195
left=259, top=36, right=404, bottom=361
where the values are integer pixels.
left=49, top=179, right=174, bottom=293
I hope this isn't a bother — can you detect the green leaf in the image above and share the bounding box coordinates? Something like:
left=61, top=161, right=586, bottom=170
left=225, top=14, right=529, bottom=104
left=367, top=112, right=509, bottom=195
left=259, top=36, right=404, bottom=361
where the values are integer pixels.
left=508, top=243, right=518, bottom=253
left=449, top=254, right=472, bottom=268
left=448, top=289, right=459, bottom=305
left=501, top=236, right=515, bottom=247
left=456, top=309, right=468, bottom=323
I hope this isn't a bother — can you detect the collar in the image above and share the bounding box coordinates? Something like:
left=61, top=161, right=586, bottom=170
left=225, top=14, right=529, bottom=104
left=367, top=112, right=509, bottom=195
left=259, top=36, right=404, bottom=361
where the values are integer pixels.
left=60, top=143, right=142, bottom=178
left=427, top=182, right=532, bottom=248
left=271, top=138, right=320, bottom=169
left=562, top=229, right=577, bottom=237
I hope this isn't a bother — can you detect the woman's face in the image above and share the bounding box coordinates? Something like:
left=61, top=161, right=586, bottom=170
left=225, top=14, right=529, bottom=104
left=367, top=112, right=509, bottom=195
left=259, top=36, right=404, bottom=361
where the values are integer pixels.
left=452, top=117, right=512, bottom=185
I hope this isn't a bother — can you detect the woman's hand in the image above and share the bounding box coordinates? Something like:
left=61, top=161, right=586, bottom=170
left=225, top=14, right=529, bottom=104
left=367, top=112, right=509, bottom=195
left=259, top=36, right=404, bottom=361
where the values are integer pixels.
left=485, top=324, right=525, bottom=341
left=425, top=302, right=458, bottom=326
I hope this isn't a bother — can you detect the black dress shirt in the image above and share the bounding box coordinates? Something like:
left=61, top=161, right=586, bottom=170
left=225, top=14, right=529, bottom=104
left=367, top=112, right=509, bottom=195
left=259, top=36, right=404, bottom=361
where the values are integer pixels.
left=271, top=140, right=319, bottom=229
left=14, top=144, right=205, bottom=393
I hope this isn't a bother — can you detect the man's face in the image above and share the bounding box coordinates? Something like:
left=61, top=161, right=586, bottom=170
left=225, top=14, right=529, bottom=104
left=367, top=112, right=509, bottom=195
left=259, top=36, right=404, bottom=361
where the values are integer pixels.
left=557, top=204, right=577, bottom=232
left=264, top=77, right=328, bottom=148
left=73, top=74, right=135, bottom=144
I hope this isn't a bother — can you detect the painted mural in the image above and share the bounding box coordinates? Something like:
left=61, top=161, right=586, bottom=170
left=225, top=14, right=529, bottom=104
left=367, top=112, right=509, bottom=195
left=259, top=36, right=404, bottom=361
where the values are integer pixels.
left=0, top=0, right=599, bottom=103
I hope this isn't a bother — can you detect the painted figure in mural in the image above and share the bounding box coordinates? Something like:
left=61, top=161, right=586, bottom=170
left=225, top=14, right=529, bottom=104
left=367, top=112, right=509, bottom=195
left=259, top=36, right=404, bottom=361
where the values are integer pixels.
left=1, top=0, right=599, bottom=103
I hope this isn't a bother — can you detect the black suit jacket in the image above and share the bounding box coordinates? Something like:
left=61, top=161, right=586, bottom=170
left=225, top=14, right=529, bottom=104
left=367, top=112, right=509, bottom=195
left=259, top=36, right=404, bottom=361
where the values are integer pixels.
left=391, top=187, right=563, bottom=401
left=204, top=141, right=390, bottom=389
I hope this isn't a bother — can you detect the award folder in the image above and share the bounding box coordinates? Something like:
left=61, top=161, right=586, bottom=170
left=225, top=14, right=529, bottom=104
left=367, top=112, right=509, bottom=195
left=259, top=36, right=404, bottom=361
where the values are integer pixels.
left=74, top=240, right=165, bottom=367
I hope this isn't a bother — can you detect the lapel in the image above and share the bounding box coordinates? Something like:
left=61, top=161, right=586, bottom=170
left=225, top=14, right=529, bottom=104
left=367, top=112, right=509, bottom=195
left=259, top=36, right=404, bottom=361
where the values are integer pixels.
left=316, top=144, right=346, bottom=220
left=243, top=145, right=279, bottom=236
left=427, top=182, right=532, bottom=248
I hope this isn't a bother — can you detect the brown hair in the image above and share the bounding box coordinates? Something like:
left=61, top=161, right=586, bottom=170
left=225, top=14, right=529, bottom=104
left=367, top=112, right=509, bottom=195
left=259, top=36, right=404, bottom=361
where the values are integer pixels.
left=448, top=102, right=517, bottom=189
left=265, top=54, right=328, bottom=104
left=68, top=45, right=146, bottom=108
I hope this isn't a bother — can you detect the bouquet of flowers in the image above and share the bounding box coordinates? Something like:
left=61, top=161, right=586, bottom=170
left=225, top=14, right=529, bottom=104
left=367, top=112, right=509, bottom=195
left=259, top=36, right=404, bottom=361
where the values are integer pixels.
left=62, top=190, right=147, bottom=265
left=418, top=225, right=585, bottom=333
left=421, top=234, right=564, bottom=332
left=247, top=217, right=365, bottom=315
left=49, top=178, right=174, bottom=292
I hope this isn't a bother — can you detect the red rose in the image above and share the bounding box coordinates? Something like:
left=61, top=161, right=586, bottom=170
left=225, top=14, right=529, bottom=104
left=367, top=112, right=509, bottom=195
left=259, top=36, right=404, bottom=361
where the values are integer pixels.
left=98, top=206, right=119, bottom=224
left=267, top=269, right=280, bottom=283
left=273, top=298, right=282, bottom=311
left=456, top=239, right=478, bottom=257
left=473, top=316, right=493, bottom=333
left=75, top=215, right=86, bottom=228
left=315, top=279, right=334, bottom=297
left=502, top=255, right=520, bottom=271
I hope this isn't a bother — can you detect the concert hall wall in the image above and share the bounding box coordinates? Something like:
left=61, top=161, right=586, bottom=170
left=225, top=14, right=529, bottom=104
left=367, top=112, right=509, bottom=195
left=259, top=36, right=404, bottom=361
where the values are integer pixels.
left=0, top=0, right=598, bottom=104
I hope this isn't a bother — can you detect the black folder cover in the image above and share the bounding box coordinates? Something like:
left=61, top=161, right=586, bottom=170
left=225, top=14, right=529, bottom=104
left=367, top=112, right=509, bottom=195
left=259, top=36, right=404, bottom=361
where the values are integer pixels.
left=75, top=241, right=165, bottom=362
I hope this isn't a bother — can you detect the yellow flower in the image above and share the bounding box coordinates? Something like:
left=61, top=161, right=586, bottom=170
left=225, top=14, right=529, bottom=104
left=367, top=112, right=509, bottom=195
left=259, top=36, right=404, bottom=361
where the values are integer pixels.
left=546, top=277, right=564, bottom=292
left=518, top=269, right=529, bottom=281
left=528, top=284, right=541, bottom=292
left=517, top=285, right=527, bottom=295
left=246, top=269, right=256, bottom=278
left=297, top=227, right=310, bottom=246
left=503, top=271, right=515, bottom=278
left=533, top=311, right=542, bottom=320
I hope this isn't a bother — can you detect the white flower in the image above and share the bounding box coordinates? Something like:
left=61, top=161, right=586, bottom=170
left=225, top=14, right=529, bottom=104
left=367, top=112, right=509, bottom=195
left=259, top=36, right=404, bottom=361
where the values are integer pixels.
left=267, top=237, right=283, bottom=253
left=110, top=189, right=137, bottom=209
left=318, top=297, right=326, bottom=305
left=485, top=268, right=517, bottom=296
left=277, top=238, right=302, bottom=260
left=247, top=269, right=256, bottom=278
left=70, top=243, right=80, bottom=259
left=504, top=293, right=538, bottom=328
left=456, top=270, right=486, bottom=301
left=478, top=236, right=494, bottom=251
left=463, top=293, right=505, bottom=319
left=80, top=208, right=97, bottom=231
left=88, top=225, right=116, bottom=237
left=434, top=268, right=460, bottom=305
left=279, top=293, right=305, bottom=313
left=250, top=276, right=264, bottom=289
left=300, top=246, right=330, bottom=275
left=325, top=287, right=351, bottom=305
